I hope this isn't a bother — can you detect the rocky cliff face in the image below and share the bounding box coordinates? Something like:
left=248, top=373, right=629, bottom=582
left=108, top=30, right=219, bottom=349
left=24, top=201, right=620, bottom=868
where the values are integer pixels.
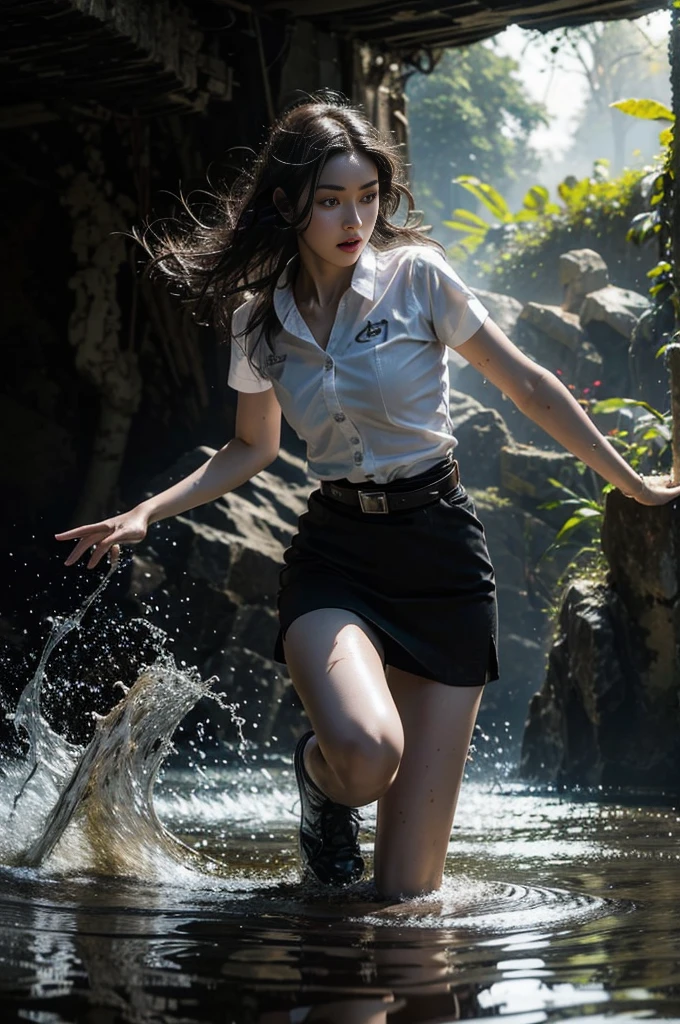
left=521, top=489, right=680, bottom=789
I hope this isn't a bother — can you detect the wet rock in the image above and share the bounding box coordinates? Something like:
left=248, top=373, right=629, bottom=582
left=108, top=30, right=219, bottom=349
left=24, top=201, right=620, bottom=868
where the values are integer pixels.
left=516, top=311, right=603, bottom=399
left=474, top=289, right=523, bottom=341
left=520, top=575, right=680, bottom=789
left=559, top=249, right=609, bottom=313
left=448, top=289, right=523, bottom=429
left=520, top=302, right=584, bottom=352
left=204, top=645, right=301, bottom=749
left=499, top=444, right=581, bottom=526
left=450, top=390, right=512, bottom=489
left=231, top=604, right=281, bottom=662
left=521, top=484, right=680, bottom=790
left=469, top=489, right=581, bottom=754
left=601, top=486, right=680, bottom=694
left=521, top=578, right=625, bottom=786
left=580, top=285, right=650, bottom=341
left=126, top=445, right=314, bottom=748
left=129, top=553, right=166, bottom=597
left=579, top=286, right=649, bottom=398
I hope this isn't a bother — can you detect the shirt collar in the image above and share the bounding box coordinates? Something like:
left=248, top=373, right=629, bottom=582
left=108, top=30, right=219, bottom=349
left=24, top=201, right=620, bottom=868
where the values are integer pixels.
left=273, top=242, right=378, bottom=330
left=350, top=242, right=377, bottom=300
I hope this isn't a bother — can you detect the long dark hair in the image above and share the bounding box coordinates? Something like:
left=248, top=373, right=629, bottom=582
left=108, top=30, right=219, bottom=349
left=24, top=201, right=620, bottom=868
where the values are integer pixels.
left=134, top=91, right=442, bottom=375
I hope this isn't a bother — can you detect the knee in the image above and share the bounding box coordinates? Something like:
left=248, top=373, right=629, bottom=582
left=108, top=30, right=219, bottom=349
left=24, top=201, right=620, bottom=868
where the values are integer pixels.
left=329, top=728, right=403, bottom=804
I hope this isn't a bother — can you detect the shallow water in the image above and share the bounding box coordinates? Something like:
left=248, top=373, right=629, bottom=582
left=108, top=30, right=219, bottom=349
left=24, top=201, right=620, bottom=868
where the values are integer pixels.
left=2, top=580, right=680, bottom=1023
left=2, top=768, right=680, bottom=1024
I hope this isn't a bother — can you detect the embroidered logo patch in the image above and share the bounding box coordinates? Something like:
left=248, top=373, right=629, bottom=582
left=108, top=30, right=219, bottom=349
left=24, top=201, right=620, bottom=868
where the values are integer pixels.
left=265, top=353, right=287, bottom=366
left=355, top=319, right=388, bottom=344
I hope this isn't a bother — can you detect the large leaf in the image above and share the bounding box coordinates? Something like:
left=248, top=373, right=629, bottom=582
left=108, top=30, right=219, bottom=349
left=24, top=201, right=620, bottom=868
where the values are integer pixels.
left=453, top=176, right=511, bottom=223
left=442, top=223, right=487, bottom=240
left=522, top=184, right=550, bottom=213
left=647, top=261, right=672, bottom=279
left=626, top=210, right=661, bottom=245
left=446, top=207, right=489, bottom=230
left=442, top=207, right=489, bottom=236
left=557, top=176, right=590, bottom=211
left=555, top=507, right=602, bottom=543
left=545, top=476, right=586, bottom=502
left=537, top=497, right=603, bottom=511
left=660, top=126, right=674, bottom=148
left=611, top=98, right=675, bottom=123
left=590, top=397, right=667, bottom=422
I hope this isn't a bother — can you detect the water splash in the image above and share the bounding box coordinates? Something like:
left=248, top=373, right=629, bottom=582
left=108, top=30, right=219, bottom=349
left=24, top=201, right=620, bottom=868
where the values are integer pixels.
left=26, top=655, right=224, bottom=877
left=11, top=568, right=115, bottom=810
left=1, top=567, right=229, bottom=880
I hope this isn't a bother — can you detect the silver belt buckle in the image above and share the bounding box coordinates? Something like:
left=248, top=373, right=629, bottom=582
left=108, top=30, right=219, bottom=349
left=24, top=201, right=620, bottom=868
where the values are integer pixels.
left=358, top=490, right=389, bottom=514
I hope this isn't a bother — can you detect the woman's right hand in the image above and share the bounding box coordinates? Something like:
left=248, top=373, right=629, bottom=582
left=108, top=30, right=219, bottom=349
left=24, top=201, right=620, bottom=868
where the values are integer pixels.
left=55, top=506, right=150, bottom=569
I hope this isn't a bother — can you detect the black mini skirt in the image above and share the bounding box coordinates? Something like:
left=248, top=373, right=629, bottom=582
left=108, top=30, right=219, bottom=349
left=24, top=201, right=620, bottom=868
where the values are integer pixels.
left=273, top=456, right=499, bottom=687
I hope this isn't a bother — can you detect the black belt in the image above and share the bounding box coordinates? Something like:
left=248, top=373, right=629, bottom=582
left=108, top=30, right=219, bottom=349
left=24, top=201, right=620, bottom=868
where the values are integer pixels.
left=320, top=459, right=461, bottom=514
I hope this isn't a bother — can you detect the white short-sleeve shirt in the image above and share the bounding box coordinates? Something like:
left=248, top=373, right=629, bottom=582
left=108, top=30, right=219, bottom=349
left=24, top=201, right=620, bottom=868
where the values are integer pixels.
left=228, top=242, right=489, bottom=484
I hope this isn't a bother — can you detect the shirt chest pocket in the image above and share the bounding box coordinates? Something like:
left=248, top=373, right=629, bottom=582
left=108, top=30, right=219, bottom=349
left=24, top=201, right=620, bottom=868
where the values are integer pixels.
left=372, top=336, right=448, bottom=427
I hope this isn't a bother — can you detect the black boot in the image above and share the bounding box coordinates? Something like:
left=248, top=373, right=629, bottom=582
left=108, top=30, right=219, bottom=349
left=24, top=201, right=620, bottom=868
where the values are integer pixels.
left=294, top=731, right=364, bottom=886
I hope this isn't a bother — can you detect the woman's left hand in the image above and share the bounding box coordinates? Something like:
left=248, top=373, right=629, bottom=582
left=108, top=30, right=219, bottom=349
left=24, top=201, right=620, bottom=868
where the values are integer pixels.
left=633, top=473, right=680, bottom=506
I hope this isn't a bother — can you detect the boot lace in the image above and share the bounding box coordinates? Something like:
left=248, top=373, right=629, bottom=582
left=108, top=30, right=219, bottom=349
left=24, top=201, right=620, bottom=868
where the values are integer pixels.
left=321, top=803, right=361, bottom=852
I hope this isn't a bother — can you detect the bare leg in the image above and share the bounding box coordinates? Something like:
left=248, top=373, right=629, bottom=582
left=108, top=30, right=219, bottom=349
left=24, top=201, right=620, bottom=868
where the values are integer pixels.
left=283, top=609, right=404, bottom=807
left=374, top=666, right=484, bottom=899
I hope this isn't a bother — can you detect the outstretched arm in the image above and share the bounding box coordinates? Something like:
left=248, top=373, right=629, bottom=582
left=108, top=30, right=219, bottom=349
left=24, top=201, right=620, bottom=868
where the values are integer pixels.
left=56, top=388, right=282, bottom=567
left=141, top=387, right=282, bottom=524
left=455, top=317, right=680, bottom=506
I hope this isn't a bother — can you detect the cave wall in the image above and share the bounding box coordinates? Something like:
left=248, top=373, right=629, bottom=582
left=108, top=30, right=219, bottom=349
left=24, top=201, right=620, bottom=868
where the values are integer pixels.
left=0, top=4, right=343, bottom=738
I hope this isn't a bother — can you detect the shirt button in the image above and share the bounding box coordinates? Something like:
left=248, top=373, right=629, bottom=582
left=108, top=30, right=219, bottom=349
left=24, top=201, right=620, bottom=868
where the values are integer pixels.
left=349, top=436, right=360, bottom=445
left=334, top=413, right=346, bottom=422
left=324, top=356, right=333, bottom=370
left=353, top=452, right=364, bottom=465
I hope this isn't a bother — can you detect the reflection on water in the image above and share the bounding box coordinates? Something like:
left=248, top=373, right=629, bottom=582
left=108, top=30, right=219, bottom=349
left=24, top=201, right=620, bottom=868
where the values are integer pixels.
left=2, top=772, right=680, bottom=1023
left=2, top=579, right=680, bottom=1022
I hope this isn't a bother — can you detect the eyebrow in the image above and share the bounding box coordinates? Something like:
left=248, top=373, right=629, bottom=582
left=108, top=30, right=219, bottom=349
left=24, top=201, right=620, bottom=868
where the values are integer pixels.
left=316, top=179, right=379, bottom=192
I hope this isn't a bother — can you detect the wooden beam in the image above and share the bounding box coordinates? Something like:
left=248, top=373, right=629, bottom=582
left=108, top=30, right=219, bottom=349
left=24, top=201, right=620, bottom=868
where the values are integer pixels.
left=0, top=0, right=233, bottom=115
left=262, top=0, right=665, bottom=49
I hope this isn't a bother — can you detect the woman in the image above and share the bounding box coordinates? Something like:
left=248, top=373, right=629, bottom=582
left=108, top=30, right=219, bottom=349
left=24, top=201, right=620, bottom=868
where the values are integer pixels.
left=56, top=94, right=680, bottom=900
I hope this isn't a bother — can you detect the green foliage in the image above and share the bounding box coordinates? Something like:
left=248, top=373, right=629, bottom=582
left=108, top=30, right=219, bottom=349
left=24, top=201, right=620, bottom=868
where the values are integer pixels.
left=444, top=159, right=646, bottom=275
left=443, top=95, right=673, bottom=291
left=610, top=98, right=674, bottom=123
left=406, top=46, right=548, bottom=237
left=536, top=397, right=672, bottom=564
left=612, top=100, right=677, bottom=335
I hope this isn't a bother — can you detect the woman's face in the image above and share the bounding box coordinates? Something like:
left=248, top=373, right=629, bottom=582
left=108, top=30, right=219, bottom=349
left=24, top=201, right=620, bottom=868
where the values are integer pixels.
left=294, top=150, right=380, bottom=268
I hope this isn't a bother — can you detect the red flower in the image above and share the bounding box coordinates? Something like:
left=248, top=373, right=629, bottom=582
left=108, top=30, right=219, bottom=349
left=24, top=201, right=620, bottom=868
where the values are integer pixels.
left=583, top=387, right=590, bottom=394
left=608, top=428, right=619, bottom=435
left=593, top=380, right=602, bottom=387
left=567, top=383, right=575, bottom=390
left=556, top=369, right=563, bottom=376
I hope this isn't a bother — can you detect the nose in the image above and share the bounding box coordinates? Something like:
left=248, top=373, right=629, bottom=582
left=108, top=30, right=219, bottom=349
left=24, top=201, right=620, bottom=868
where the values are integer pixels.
left=343, top=203, right=362, bottom=230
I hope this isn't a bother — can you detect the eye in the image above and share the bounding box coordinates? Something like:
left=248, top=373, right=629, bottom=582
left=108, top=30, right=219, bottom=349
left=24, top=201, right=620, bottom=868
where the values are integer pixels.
left=361, top=192, right=378, bottom=203
left=320, top=196, right=339, bottom=207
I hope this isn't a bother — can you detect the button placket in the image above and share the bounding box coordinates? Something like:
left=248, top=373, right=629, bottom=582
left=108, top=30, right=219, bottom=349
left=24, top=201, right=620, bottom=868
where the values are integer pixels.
left=326, top=383, right=363, bottom=455
left=322, top=291, right=369, bottom=468
left=322, top=349, right=365, bottom=460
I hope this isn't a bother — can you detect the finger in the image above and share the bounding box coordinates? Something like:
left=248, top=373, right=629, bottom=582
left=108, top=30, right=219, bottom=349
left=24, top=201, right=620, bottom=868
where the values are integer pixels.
left=55, top=523, right=113, bottom=542
left=64, top=535, right=106, bottom=566
left=87, top=537, right=119, bottom=570
left=108, top=544, right=121, bottom=568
